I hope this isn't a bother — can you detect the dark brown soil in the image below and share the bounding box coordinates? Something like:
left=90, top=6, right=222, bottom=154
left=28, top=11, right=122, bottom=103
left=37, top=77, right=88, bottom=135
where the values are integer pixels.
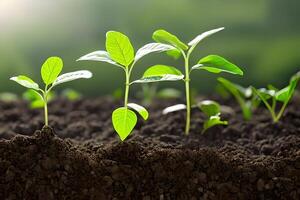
left=0, top=96, right=299, bottom=200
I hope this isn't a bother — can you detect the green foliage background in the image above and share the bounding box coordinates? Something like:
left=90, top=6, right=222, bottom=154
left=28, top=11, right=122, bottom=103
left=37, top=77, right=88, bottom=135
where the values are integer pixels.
left=0, top=0, right=299, bottom=96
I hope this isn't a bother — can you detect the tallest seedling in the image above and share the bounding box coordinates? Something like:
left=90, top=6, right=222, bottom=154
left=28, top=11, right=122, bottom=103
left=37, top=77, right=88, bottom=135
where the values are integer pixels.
left=137, top=28, right=243, bottom=134
left=78, top=31, right=176, bottom=140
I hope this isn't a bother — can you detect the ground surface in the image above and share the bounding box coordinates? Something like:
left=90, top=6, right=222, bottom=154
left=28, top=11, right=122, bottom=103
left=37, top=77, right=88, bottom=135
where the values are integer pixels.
left=0, top=96, right=299, bottom=200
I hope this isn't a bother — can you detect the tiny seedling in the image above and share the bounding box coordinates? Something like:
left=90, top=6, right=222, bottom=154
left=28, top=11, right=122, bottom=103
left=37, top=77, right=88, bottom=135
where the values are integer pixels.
left=78, top=31, right=176, bottom=141
left=218, top=77, right=260, bottom=120
left=10, top=56, right=92, bottom=126
left=198, top=100, right=228, bottom=133
left=135, top=28, right=243, bottom=134
left=251, top=71, right=300, bottom=122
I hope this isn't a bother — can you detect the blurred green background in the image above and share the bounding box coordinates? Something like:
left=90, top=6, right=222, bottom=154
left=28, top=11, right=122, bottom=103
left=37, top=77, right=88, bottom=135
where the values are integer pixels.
left=0, top=0, right=299, bottom=96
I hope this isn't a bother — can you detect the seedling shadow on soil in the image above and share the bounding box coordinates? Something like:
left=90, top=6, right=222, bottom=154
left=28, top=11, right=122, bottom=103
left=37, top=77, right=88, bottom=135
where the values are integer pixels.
left=0, top=96, right=299, bottom=199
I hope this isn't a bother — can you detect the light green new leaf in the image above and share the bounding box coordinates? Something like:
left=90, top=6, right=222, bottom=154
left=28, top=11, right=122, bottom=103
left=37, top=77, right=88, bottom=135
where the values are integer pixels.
left=202, top=115, right=228, bottom=134
left=112, top=107, right=137, bottom=141
left=166, top=49, right=182, bottom=59
left=77, top=50, right=123, bottom=68
left=188, top=27, right=224, bottom=48
left=128, top=103, right=149, bottom=120
left=193, top=55, right=243, bottom=75
left=41, top=56, right=63, bottom=86
left=133, top=65, right=184, bottom=83
left=198, top=100, right=220, bottom=117
left=106, top=31, right=134, bottom=67
left=10, top=75, right=40, bottom=90
left=153, top=29, right=188, bottom=51
left=276, top=72, right=300, bottom=102
left=53, top=70, right=92, bottom=87
left=135, top=43, right=175, bottom=62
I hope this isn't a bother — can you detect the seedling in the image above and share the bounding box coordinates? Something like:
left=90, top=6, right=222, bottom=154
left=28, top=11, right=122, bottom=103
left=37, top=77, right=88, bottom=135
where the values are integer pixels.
left=78, top=31, right=176, bottom=141
left=135, top=28, right=243, bottom=134
left=10, top=56, right=92, bottom=126
left=218, top=77, right=260, bottom=120
left=251, top=71, right=300, bottom=122
left=198, top=100, right=228, bottom=133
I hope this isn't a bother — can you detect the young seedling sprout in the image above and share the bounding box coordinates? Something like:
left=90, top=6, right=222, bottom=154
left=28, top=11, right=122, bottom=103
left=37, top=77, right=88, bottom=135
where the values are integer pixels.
left=251, top=71, right=300, bottom=122
left=10, top=56, right=92, bottom=126
left=135, top=28, right=243, bottom=134
left=77, top=31, right=176, bottom=141
left=218, top=77, right=260, bottom=120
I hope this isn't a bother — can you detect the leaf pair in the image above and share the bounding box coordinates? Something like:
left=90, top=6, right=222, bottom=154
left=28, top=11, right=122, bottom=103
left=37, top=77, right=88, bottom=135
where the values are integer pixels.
left=112, top=103, right=148, bottom=141
left=78, top=31, right=176, bottom=70
left=198, top=100, right=228, bottom=133
left=11, top=57, right=92, bottom=92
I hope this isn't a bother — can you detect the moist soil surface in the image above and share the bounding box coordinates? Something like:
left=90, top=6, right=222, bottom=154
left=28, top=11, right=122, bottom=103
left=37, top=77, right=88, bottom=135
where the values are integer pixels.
left=0, top=96, right=299, bottom=200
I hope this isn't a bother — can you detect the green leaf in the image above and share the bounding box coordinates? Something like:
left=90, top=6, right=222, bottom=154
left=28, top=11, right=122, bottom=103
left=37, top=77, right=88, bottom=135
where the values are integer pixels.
left=112, top=107, right=137, bottom=141
left=162, top=104, right=186, bottom=115
left=106, top=31, right=134, bottom=67
left=193, top=55, right=243, bottom=75
left=135, top=43, right=175, bottom=62
left=128, top=103, right=149, bottom=120
left=77, top=50, right=123, bottom=68
left=41, top=56, right=63, bottom=86
left=53, top=70, right=92, bottom=87
left=218, top=77, right=251, bottom=98
left=202, top=115, right=228, bottom=134
left=23, top=89, right=50, bottom=109
left=188, top=27, right=224, bottom=48
left=198, top=100, right=220, bottom=117
left=133, top=65, right=184, bottom=83
left=166, top=49, right=182, bottom=59
left=152, top=29, right=188, bottom=51
left=276, top=72, right=300, bottom=102
left=10, top=75, right=40, bottom=90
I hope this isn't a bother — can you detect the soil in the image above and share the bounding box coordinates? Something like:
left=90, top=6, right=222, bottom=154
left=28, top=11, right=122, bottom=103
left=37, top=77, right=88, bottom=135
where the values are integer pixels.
left=0, top=96, right=299, bottom=200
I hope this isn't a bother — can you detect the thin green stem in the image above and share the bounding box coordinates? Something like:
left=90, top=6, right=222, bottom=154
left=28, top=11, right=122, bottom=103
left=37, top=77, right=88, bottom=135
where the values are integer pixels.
left=124, top=69, right=130, bottom=108
left=43, top=86, right=49, bottom=126
left=183, top=52, right=191, bottom=135
left=274, top=100, right=289, bottom=122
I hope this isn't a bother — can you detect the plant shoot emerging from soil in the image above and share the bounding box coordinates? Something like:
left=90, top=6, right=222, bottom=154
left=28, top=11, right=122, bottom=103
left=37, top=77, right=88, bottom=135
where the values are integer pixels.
left=10, top=56, right=92, bottom=126
left=251, top=71, right=300, bottom=122
left=136, top=28, right=243, bottom=134
left=78, top=31, right=176, bottom=141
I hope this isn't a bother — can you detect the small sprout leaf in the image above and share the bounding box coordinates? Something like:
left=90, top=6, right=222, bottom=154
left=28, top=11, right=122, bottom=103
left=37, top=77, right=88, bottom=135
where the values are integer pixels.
left=188, top=27, right=224, bottom=47
left=162, top=104, right=186, bottom=115
left=198, top=100, right=220, bottom=117
left=152, top=29, right=188, bottom=50
left=128, top=103, right=149, bottom=120
left=112, top=107, right=137, bottom=141
left=106, top=31, right=134, bottom=67
left=194, top=55, right=243, bottom=75
left=135, top=43, right=176, bottom=62
left=10, top=76, right=40, bottom=90
left=62, top=89, right=81, bottom=101
left=41, top=56, right=63, bottom=85
left=133, top=65, right=184, bottom=83
left=77, top=51, right=123, bottom=68
left=166, top=49, right=182, bottom=59
left=202, top=115, right=228, bottom=134
left=53, top=70, right=92, bottom=87
left=275, top=86, right=289, bottom=102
